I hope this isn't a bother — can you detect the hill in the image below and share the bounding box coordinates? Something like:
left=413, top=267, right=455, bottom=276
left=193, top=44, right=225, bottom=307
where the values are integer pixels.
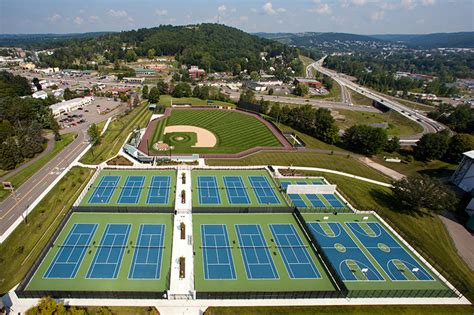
left=0, top=32, right=110, bottom=48
left=16, top=24, right=302, bottom=74
left=371, top=32, right=474, bottom=48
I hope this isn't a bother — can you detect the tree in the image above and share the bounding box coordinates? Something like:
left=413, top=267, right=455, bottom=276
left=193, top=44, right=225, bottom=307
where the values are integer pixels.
left=392, top=175, right=458, bottom=212
left=26, top=297, right=87, bottom=315
left=385, top=136, right=401, bottom=153
left=313, top=108, right=339, bottom=144
left=444, top=134, right=474, bottom=163
left=343, top=125, right=388, bottom=155
left=63, top=88, right=78, bottom=101
left=87, top=123, right=100, bottom=145
left=142, top=85, right=149, bottom=99
left=294, top=83, right=309, bottom=96
left=32, top=77, right=42, bottom=91
left=414, top=131, right=450, bottom=161
left=156, top=79, right=169, bottom=94
left=125, top=49, right=138, bottom=62
left=147, top=48, right=156, bottom=60
left=172, top=82, right=192, bottom=98
left=250, top=71, right=260, bottom=81
left=148, top=87, right=161, bottom=103
left=268, top=88, right=274, bottom=95
left=133, top=95, right=140, bottom=107
left=0, top=138, right=22, bottom=170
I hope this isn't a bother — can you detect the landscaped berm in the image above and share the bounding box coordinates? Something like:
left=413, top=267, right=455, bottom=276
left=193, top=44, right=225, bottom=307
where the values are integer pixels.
left=138, top=109, right=291, bottom=156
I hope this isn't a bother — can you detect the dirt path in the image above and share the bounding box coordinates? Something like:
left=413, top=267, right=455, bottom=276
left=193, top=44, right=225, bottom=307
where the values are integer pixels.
left=164, top=125, right=217, bottom=147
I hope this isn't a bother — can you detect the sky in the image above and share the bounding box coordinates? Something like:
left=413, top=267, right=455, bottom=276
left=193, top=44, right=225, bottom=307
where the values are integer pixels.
left=0, top=0, right=472, bottom=35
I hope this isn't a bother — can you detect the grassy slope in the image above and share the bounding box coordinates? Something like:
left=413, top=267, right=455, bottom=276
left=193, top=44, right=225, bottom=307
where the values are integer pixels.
left=206, top=151, right=390, bottom=183
left=158, top=95, right=235, bottom=108
left=0, top=133, right=75, bottom=201
left=350, top=90, right=374, bottom=106
left=373, top=152, right=457, bottom=178
left=80, top=103, right=152, bottom=164
left=154, top=109, right=281, bottom=154
left=0, top=167, right=94, bottom=295
left=334, top=109, right=424, bottom=136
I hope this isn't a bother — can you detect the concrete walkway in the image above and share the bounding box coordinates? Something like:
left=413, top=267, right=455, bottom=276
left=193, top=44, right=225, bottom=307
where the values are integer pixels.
left=356, top=157, right=405, bottom=180
left=439, top=213, right=474, bottom=271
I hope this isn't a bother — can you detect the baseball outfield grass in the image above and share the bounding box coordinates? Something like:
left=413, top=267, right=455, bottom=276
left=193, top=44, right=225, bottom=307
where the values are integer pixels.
left=148, top=109, right=283, bottom=154
left=26, top=212, right=173, bottom=292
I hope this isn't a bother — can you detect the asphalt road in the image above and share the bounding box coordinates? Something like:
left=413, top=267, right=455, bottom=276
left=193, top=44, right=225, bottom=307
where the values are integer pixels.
left=0, top=105, right=125, bottom=239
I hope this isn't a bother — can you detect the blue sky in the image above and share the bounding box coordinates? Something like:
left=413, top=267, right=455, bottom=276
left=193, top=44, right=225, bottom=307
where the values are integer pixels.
left=0, top=0, right=472, bottom=34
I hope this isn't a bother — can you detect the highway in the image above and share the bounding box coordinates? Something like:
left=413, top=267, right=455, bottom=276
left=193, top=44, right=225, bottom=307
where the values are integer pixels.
left=0, top=106, right=124, bottom=239
left=309, top=57, right=446, bottom=137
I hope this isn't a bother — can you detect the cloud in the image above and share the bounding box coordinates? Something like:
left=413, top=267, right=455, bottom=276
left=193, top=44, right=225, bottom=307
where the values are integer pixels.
left=351, top=0, right=369, bottom=6
left=277, top=8, right=287, bottom=13
left=47, top=14, right=62, bottom=23
left=108, top=9, right=128, bottom=18
left=239, top=15, right=249, bottom=22
left=73, top=16, right=84, bottom=25
left=262, top=2, right=276, bottom=14
left=218, top=5, right=226, bottom=14
left=308, top=3, right=332, bottom=14
left=370, top=10, right=385, bottom=21
left=156, top=9, right=168, bottom=16
left=401, top=0, right=416, bottom=10
left=421, top=0, right=435, bottom=5
left=250, top=8, right=257, bottom=13
left=89, top=15, right=100, bottom=22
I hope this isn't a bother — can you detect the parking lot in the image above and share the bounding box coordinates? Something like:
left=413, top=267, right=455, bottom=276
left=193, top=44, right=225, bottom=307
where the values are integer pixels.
left=58, top=97, right=125, bottom=134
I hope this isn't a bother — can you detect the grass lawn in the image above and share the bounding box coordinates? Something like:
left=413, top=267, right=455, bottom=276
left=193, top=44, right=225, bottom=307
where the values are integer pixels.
left=387, top=95, right=436, bottom=112
left=373, top=152, right=457, bottom=178
left=80, top=102, right=152, bottom=164
left=0, top=167, right=94, bottom=295
left=158, top=95, right=235, bottom=108
left=311, top=78, right=342, bottom=102
left=299, top=55, right=314, bottom=70
left=274, top=122, right=348, bottom=152
left=350, top=90, right=374, bottom=106
left=334, top=109, right=423, bottom=136
left=204, top=305, right=473, bottom=315
left=206, top=151, right=390, bottom=183
left=84, top=306, right=157, bottom=315
left=278, top=170, right=474, bottom=302
left=193, top=213, right=335, bottom=292
left=0, top=133, right=75, bottom=201
left=149, top=109, right=282, bottom=154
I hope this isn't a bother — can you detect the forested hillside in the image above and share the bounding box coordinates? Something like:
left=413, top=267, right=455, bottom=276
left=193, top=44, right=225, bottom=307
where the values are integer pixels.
left=35, top=24, right=304, bottom=74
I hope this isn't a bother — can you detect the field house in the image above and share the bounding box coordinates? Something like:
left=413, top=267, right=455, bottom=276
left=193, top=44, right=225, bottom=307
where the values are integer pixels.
left=15, top=166, right=461, bottom=302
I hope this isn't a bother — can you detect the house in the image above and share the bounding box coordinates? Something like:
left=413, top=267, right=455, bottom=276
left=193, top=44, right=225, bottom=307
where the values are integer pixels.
left=123, top=77, right=145, bottom=84
left=32, top=90, right=48, bottom=99
left=50, top=97, right=93, bottom=117
left=293, top=78, right=322, bottom=89
left=189, top=66, right=206, bottom=80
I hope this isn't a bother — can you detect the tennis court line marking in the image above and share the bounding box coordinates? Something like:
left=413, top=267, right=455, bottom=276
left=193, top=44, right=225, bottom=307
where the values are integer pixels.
left=86, top=224, right=131, bottom=279
left=146, top=176, right=171, bottom=205
left=235, top=224, right=279, bottom=280
left=128, top=224, right=166, bottom=280
left=344, top=222, right=435, bottom=282
left=43, top=223, right=98, bottom=279
left=307, top=221, right=385, bottom=282
left=224, top=176, right=251, bottom=205
left=117, top=176, right=145, bottom=204
left=88, top=175, right=120, bottom=204
left=269, top=224, right=321, bottom=279
left=201, top=224, right=237, bottom=280
left=249, top=176, right=280, bottom=205
left=198, top=176, right=222, bottom=205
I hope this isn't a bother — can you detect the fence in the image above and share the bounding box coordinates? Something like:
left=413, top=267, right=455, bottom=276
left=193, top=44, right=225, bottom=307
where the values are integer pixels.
left=73, top=206, right=174, bottom=214
left=298, top=207, right=354, bottom=214
left=192, top=206, right=293, bottom=214
left=195, top=290, right=343, bottom=300
left=17, top=290, right=168, bottom=299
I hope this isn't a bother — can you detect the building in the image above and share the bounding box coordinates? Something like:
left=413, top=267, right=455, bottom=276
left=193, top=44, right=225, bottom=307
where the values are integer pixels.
left=50, top=97, right=93, bottom=117
left=109, top=87, right=132, bottom=95
left=32, top=90, right=48, bottom=99
left=452, top=151, right=474, bottom=192
left=293, top=78, right=322, bottom=89
left=133, top=67, right=156, bottom=76
left=189, top=66, right=206, bottom=80
left=123, top=77, right=145, bottom=84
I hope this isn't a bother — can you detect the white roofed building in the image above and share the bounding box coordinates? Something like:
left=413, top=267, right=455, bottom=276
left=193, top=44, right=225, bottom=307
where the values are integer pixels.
left=49, top=97, right=93, bottom=117
left=451, top=150, right=474, bottom=192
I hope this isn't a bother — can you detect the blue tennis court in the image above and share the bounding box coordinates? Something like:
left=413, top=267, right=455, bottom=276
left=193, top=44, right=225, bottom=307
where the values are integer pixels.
left=146, top=176, right=170, bottom=204
left=88, top=176, right=120, bottom=204
left=201, top=224, right=236, bottom=280
left=249, top=176, right=280, bottom=204
left=346, top=222, right=434, bottom=281
left=117, top=176, right=145, bottom=204
left=86, top=224, right=131, bottom=279
left=44, top=223, right=97, bottom=279
left=289, top=194, right=307, bottom=207
left=129, top=224, right=165, bottom=279
left=323, top=194, right=345, bottom=208
left=224, top=176, right=250, bottom=204
left=307, top=222, right=383, bottom=281
left=198, top=176, right=221, bottom=205
left=236, top=224, right=278, bottom=279
left=269, top=224, right=320, bottom=279
left=281, top=181, right=327, bottom=208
